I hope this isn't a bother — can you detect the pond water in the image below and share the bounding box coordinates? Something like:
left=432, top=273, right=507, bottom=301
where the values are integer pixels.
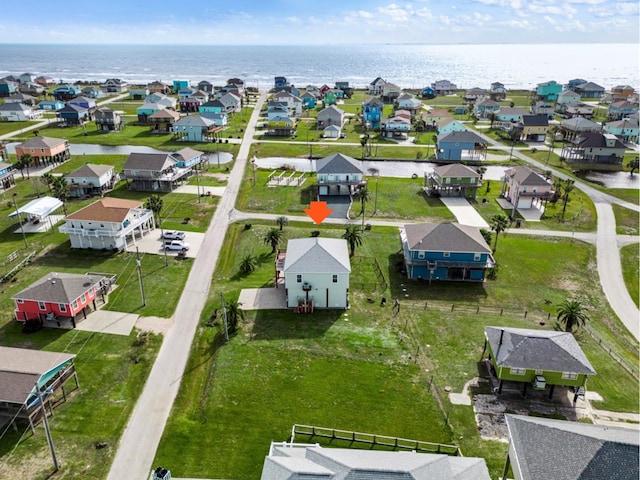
left=583, top=171, right=640, bottom=189
left=6, top=143, right=234, bottom=164
left=253, top=157, right=509, bottom=181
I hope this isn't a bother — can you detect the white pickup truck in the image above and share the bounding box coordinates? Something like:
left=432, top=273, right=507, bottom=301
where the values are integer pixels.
left=162, top=230, right=186, bottom=240
left=164, top=240, right=190, bottom=251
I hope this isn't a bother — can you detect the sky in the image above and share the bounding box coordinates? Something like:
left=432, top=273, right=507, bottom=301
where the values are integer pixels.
left=0, top=0, right=638, bottom=45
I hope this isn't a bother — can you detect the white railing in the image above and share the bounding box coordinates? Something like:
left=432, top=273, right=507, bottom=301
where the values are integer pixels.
left=59, top=211, right=153, bottom=238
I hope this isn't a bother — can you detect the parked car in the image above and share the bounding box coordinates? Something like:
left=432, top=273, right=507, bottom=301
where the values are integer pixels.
left=162, top=230, right=185, bottom=240
left=164, top=240, right=190, bottom=251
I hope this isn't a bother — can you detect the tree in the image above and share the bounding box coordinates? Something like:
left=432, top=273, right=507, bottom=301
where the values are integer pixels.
left=487, top=112, right=497, bottom=129
left=263, top=228, right=283, bottom=253
left=367, top=168, right=380, bottom=214
left=51, top=176, right=70, bottom=215
left=145, top=194, right=163, bottom=224
left=225, top=298, right=245, bottom=334
left=275, top=215, right=288, bottom=231
left=480, top=228, right=492, bottom=246
left=627, top=156, right=639, bottom=176
left=239, top=254, right=258, bottom=274
left=556, top=299, right=590, bottom=332
left=18, top=153, right=32, bottom=179
left=342, top=225, right=363, bottom=257
left=353, top=185, right=371, bottom=230
left=42, top=172, right=55, bottom=192
left=489, top=214, right=509, bottom=253
left=560, top=178, right=575, bottom=220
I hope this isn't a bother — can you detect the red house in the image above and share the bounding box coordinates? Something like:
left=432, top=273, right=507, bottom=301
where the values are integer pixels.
left=12, top=272, right=111, bottom=328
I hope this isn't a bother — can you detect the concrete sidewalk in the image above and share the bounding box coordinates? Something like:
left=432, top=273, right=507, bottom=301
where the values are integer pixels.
left=440, top=197, right=489, bottom=228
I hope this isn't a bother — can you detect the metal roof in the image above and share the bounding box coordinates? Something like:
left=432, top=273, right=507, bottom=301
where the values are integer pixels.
left=283, top=238, right=350, bottom=274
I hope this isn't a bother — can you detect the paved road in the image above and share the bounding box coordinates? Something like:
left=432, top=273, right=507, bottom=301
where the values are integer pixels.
left=471, top=128, right=640, bottom=341
left=106, top=93, right=267, bottom=480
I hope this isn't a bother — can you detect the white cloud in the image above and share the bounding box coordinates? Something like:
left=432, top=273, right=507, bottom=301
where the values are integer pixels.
left=590, top=1, right=640, bottom=16
left=527, top=4, right=576, bottom=15
left=378, top=3, right=410, bottom=22
left=357, top=10, right=374, bottom=19
left=472, top=0, right=523, bottom=9
left=286, top=16, right=302, bottom=24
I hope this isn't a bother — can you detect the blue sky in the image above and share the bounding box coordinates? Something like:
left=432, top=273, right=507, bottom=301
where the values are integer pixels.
left=0, top=0, right=637, bottom=44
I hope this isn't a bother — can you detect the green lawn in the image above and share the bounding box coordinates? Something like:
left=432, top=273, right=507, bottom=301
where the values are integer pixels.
left=154, top=223, right=639, bottom=480
left=612, top=203, right=640, bottom=235
left=0, top=120, right=41, bottom=136
left=620, top=243, right=639, bottom=308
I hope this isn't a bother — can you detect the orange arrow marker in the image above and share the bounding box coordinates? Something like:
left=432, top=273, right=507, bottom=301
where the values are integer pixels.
left=304, top=201, right=333, bottom=224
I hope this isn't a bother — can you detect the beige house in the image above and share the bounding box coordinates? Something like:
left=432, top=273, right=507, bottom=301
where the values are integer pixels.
left=502, top=166, right=552, bottom=210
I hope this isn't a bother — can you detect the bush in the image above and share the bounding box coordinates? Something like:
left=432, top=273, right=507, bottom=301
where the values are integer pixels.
left=244, top=224, right=252, bottom=230
left=311, top=230, right=320, bottom=237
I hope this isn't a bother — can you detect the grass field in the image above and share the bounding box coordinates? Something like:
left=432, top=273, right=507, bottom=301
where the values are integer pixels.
left=154, top=222, right=639, bottom=480
left=620, top=243, right=639, bottom=309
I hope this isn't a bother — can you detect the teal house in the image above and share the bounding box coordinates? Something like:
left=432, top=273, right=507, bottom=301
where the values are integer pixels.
left=536, top=80, right=562, bottom=101
left=173, top=80, right=189, bottom=91
left=400, top=223, right=494, bottom=282
left=362, top=97, right=384, bottom=129
left=483, top=326, right=596, bottom=400
left=38, top=100, right=65, bottom=111
left=605, top=118, right=638, bottom=143
left=301, top=92, right=316, bottom=109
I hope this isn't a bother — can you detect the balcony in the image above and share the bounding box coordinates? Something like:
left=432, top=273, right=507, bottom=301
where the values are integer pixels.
left=60, top=210, right=153, bottom=238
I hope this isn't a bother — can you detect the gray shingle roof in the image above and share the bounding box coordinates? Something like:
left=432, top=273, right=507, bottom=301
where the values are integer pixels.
left=403, top=223, right=491, bottom=254
left=316, top=153, right=363, bottom=175
left=484, top=326, right=596, bottom=374
left=433, top=164, right=480, bottom=178
left=171, top=147, right=203, bottom=163
left=437, top=131, right=486, bottom=144
left=504, top=166, right=550, bottom=186
left=124, top=153, right=176, bottom=171
left=65, top=163, right=113, bottom=178
left=263, top=445, right=490, bottom=480
left=174, top=115, right=216, bottom=127
left=17, top=136, right=67, bottom=149
left=561, top=117, right=600, bottom=131
left=577, top=132, right=626, bottom=149
left=505, top=414, right=638, bottom=480
left=12, top=272, right=105, bottom=304
left=283, top=238, right=350, bottom=274
left=520, top=114, right=549, bottom=127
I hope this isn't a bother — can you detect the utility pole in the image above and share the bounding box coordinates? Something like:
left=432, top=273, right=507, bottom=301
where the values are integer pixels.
left=220, top=293, right=229, bottom=341
left=136, top=247, right=146, bottom=306
left=12, top=193, right=28, bottom=248
left=159, top=215, right=168, bottom=267
left=37, top=386, right=59, bottom=472
left=196, top=163, right=201, bottom=203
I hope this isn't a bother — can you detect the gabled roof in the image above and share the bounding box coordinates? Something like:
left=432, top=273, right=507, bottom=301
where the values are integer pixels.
left=17, top=136, right=67, bottom=149
left=124, top=153, right=176, bottom=171
left=174, top=115, right=216, bottom=127
left=560, top=117, right=600, bottom=131
left=317, top=105, right=344, bottom=117
left=65, top=197, right=142, bottom=223
left=438, top=131, right=486, bottom=144
left=12, top=272, right=106, bottom=304
left=433, top=164, right=480, bottom=179
left=504, top=166, right=550, bottom=186
left=170, top=147, right=203, bottom=163
left=283, top=238, right=350, bottom=274
left=610, top=100, right=636, bottom=109
left=576, top=132, right=626, bottom=149
left=148, top=108, right=181, bottom=121
left=505, top=414, right=638, bottom=480
left=59, top=104, right=87, bottom=113
left=0, top=346, right=76, bottom=404
left=316, top=153, right=363, bottom=175
left=576, top=81, right=604, bottom=91
left=497, top=107, right=527, bottom=116
left=363, top=97, right=384, bottom=108
left=606, top=118, right=639, bottom=129
left=484, top=326, right=595, bottom=374
left=65, top=163, right=114, bottom=179
left=403, top=223, right=491, bottom=253
left=0, top=102, right=31, bottom=112
left=264, top=444, right=490, bottom=480
left=520, top=114, right=549, bottom=127
left=475, top=98, right=500, bottom=107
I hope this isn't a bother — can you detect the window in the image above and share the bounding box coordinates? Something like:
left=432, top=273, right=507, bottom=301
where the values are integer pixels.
left=59, top=303, right=67, bottom=312
left=16, top=299, right=23, bottom=304
left=535, top=369, right=543, bottom=375
left=443, top=252, right=450, bottom=257
left=418, top=252, right=425, bottom=259
left=296, top=275, right=302, bottom=283
left=562, top=372, right=578, bottom=380
left=72, top=300, right=78, bottom=310
left=38, top=301, right=46, bottom=310
left=474, top=253, right=481, bottom=261
left=510, top=368, right=526, bottom=375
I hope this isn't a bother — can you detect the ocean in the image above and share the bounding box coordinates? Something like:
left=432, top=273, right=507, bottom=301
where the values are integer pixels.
left=0, top=43, right=638, bottom=90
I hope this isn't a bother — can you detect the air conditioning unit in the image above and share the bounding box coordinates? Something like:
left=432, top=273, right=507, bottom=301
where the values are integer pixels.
left=532, top=375, right=546, bottom=390
left=302, top=282, right=312, bottom=291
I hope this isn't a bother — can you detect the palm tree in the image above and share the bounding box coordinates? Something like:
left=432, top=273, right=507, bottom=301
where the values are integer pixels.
left=367, top=168, right=380, bottom=214
left=561, top=178, right=575, bottom=220
left=556, top=299, right=590, bottom=332
left=42, top=172, right=55, bottom=192
left=19, top=153, right=32, bottom=179
left=225, top=298, right=244, bottom=334
left=239, top=254, right=258, bottom=274
left=342, top=225, right=363, bottom=257
left=489, top=214, right=509, bottom=253
left=145, top=194, right=163, bottom=224
left=51, top=176, right=70, bottom=215
left=263, top=228, right=283, bottom=253
left=487, top=112, right=497, bottom=129
left=353, top=185, right=371, bottom=231
left=627, top=156, right=639, bottom=176
left=275, top=215, right=288, bottom=231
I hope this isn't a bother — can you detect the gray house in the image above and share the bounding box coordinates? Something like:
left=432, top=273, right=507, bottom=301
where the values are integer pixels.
left=502, top=414, right=638, bottom=480
left=94, top=107, right=123, bottom=132
left=261, top=443, right=490, bottom=480
left=172, top=115, right=218, bottom=142
left=315, top=153, right=364, bottom=196
left=427, top=164, right=481, bottom=199
left=123, top=153, right=191, bottom=192
left=317, top=105, right=345, bottom=128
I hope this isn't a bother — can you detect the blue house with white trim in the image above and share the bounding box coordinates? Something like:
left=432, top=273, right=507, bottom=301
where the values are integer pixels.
left=173, top=80, right=189, bottom=92
left=38, top=100, right=65, bottom=111
left=400, top=223, right=495, bottom=282
left=170, top=148, right=203, bottom=168
left=362, top=97, right=384, bottom=129
left=536, top=81, right=562, bottom=102
left=436, top=131, right=487, bottom=161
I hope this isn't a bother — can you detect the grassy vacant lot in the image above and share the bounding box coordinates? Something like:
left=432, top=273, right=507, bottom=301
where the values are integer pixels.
left=236, top=168, right=454, bottom=222
left=0, top=120, right=41, bottom=136
left=613, top=203, right=640, bottom=235
left=621, top=243, right=639, bottom=309
left=251, top=141, right=431, bottom=161
left=0, top=326, right=161, bottom=480
left=155, top=223, right=638, bottom=480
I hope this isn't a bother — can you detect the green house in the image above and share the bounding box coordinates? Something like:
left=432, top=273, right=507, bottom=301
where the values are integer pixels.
left=483, top=326, right=596, bottom=401
left=426, top=163, right=481, bottom=199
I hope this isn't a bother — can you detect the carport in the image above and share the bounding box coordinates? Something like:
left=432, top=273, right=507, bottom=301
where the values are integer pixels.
left=8, top=196, right=64, bottom=233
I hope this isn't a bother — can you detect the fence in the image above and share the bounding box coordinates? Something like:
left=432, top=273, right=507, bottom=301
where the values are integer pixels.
left=0, top=251, right=37, bottom=284
left=290, top=424, right=460, bottom=456
left=418, top=300, right=639, bottom=381
left=350, top=255, right=388, bottom=293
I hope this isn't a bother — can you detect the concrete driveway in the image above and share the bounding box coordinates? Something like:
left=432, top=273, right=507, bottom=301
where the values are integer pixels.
left=75, top=309, right=139, bottom=336
left=172, top=185, right=226, bottom=197
left=440, top=197, right=489, bottom=228
left=238, top=287, right=287, bottom=310
left=125, top=230, right=205, bottom=259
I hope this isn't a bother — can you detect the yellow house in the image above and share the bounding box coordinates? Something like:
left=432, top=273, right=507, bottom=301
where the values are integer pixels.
left=520, top=114, right=549, bottom=142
